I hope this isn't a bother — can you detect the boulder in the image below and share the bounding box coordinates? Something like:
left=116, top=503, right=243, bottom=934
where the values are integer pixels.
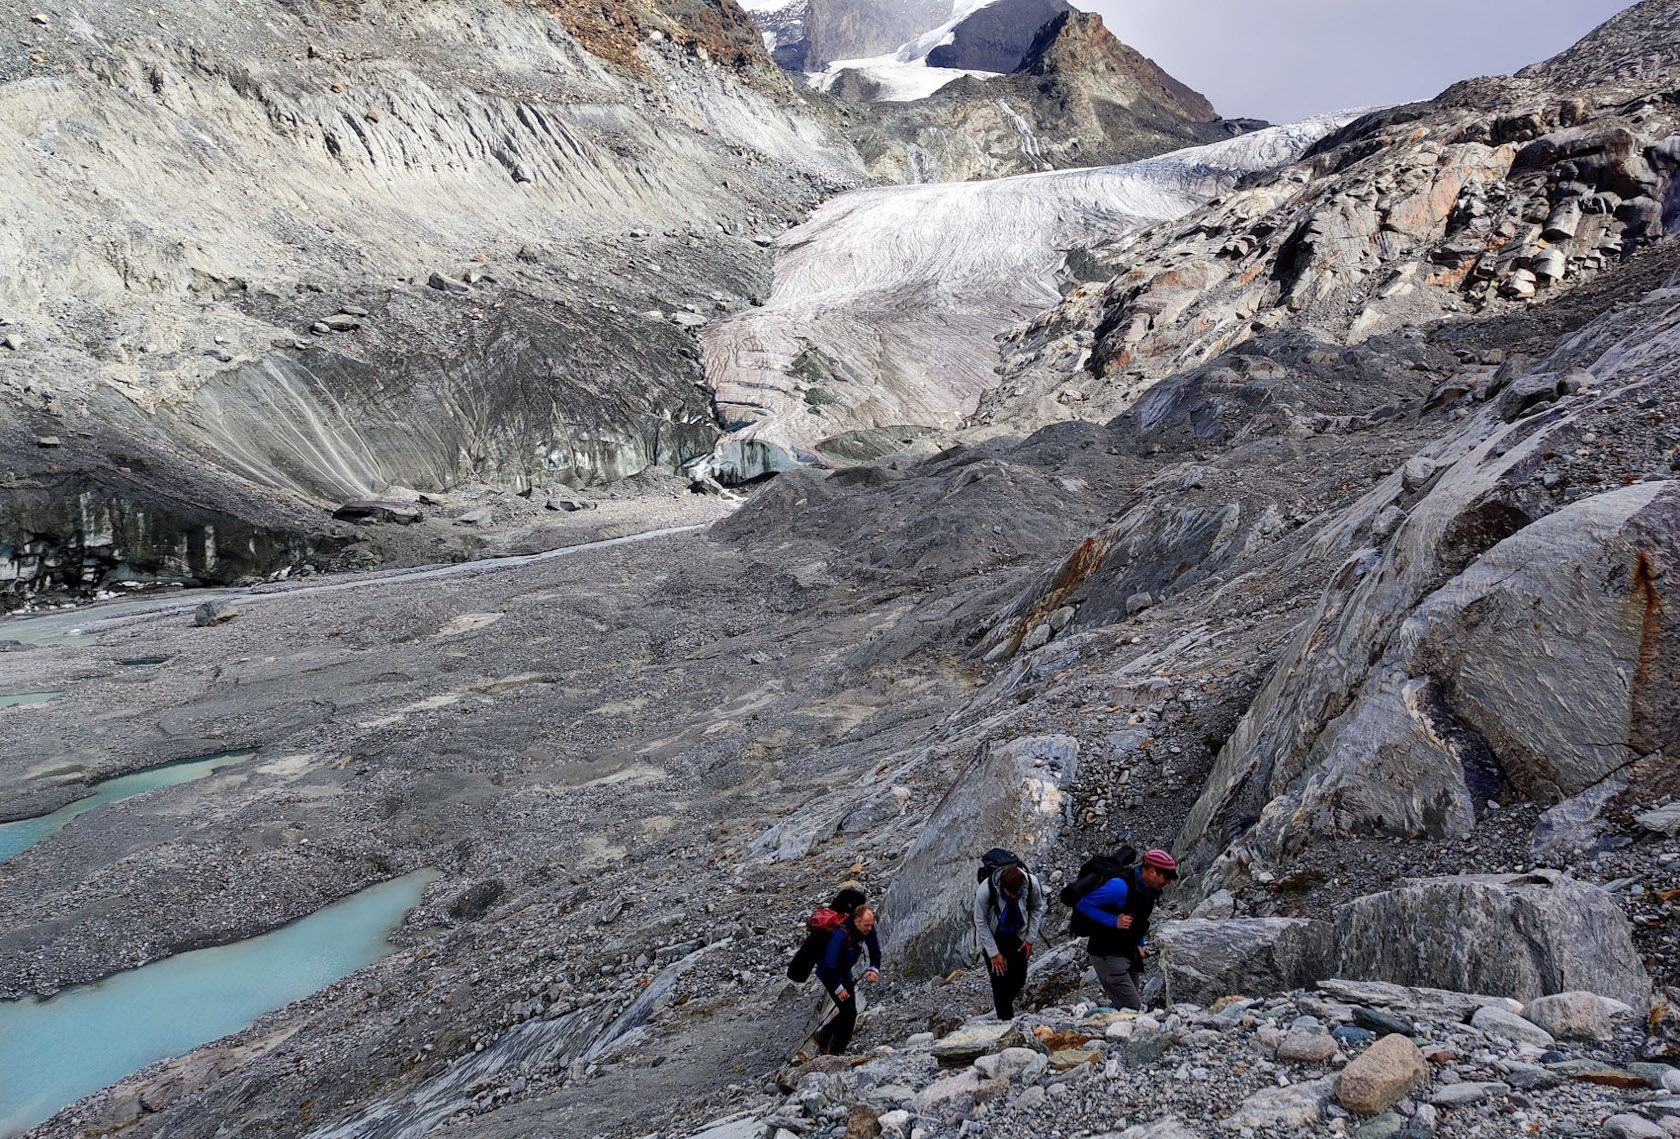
left=1637, top=804, right=1680, bottom=836
left=1335, top=872, right=1651, bottom=1010
left=1470, top=1005, right=1555, bottom=1047
left=1532, top=779, right=1628, bottom=859
left=909, top=1070, right=981, bottom=1119
left=1316, top=979, right=1515, bottom=1021
left=193, top=600, right=240, bottom=627
left=1334, top=1034, right=1428, bottom=1114
left=1601, top=1115, right=1667, bottom=1139
left=1276, top=1025, right=1338, bottom=1063
left=333, top=499, right=422, bottom=525
left=1218, top=1076, right=1335, bottom=1130
left=1525, top=991, right=1613, bottom=1041
left=1176, top=463, right=1680, bottom=872
left=1153, top=918, right=1336, bottom=1006
left=1644, top=987, right=1680, bottom=1059
left=973, top=1047, right=1044, bottom=1083
left=1116, top=1118, right=1203, bottom=1139
left=882, top=736, right=1078, bottom=974
left=1046, top=1048, right=1101, bottom=1070
left=1429, top=1081, right=1508, bottom=1106
left=930, top=1021, right=1025, bottom=1068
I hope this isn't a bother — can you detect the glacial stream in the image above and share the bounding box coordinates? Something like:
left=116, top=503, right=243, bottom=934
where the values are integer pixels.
left=0, top=751, right=256, bottom=863
left=0, top=869, right=438, bottom=1137
left=0, top=522, right=715, bottom=650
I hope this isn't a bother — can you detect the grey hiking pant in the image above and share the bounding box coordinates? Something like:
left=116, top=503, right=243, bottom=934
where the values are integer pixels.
left=1092, top=953, right=1143, bottom=1011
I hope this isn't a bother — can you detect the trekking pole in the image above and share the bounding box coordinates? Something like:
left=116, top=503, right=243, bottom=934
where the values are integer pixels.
left=1160, top=940, right=1172, bottom=1009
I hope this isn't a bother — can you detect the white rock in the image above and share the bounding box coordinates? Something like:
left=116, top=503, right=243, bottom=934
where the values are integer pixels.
left=1524, top=991, right=1612, bottom=1041
left=1471, top=1005, right=1555, bottom=1047
left=1218, top=1076, right=1335, bottom=1130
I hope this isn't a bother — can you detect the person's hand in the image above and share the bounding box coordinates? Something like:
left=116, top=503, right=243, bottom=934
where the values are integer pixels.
left=1116, top=914, right=1134, bottom=929
left=1021, top=942, right=1033, bottom=958
left=1136, top=945, right=1148, bottom=962
left=864, top=970, right=879, bottom=984
left=835, top=986, right=850, bottom=1001
left=989, top=954, right=1006, bottom=975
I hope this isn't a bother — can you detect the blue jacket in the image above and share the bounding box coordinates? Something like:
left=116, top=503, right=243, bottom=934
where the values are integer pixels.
left=1076, top=876, right=1131, bottom=927
left=815, top=920, right=881, bottom=996
left=1077, top=870, right=1157, bottom=958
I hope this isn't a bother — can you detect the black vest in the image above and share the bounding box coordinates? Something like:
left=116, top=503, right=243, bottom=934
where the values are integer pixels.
left=1086, top=867, right=1157, bottom=959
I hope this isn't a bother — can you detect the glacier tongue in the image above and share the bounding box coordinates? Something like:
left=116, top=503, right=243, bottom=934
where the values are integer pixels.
left=698, top=112, right=1358, bottom=482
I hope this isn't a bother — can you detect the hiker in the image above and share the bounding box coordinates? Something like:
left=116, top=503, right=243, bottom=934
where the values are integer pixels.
left=1071, top=847, right=1176, bottom=1010
left=811, top=904, right=880, bottom=1055
left=787, top=886, right=867, bottom=985
left=974, top=862, right=1046, bottom=1020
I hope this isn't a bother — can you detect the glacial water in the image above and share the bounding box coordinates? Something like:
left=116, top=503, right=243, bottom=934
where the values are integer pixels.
left=0, top=691, right=57, bottom=709
left=0, top=869, right=437, bottom=1137
left=0, top=750, right=256, bottom=864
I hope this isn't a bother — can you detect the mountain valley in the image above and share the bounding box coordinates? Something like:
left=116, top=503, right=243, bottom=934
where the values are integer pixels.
left=2, top=2, right=1680, bottom=1139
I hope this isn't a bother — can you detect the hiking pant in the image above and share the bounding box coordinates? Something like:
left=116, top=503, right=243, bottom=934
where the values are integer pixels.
left=1092, top=953, right=1143, bottom=1011
left=814, top=984, right=857, bottom=1054
left=988, top=932, right=1030, bottom=1020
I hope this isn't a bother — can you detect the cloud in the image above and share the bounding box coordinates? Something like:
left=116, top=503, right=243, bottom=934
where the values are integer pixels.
left=1080, top=0, right=1639, bottom=123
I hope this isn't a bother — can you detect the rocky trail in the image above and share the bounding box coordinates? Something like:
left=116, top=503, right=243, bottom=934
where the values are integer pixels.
left=3, top=1, right=1680, bottom=1139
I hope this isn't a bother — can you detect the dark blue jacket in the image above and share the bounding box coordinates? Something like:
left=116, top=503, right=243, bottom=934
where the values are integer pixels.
left=1077, top=867, right=1158, bottom=959
left=814, top=920, right=881, bottom=996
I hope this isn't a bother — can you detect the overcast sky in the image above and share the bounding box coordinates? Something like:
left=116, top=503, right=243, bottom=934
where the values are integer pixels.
left=1083, top=0, right=1639, bottom=123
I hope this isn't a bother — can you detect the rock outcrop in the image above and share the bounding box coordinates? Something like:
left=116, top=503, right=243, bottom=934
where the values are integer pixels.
left=1334, top=872, right=1652, bottom=1009
left=924, top=0, right=1073, bottom=74
left=882, top=735, right=1077, bottom=974
left=1151, top=917, right=1337, bottom=1006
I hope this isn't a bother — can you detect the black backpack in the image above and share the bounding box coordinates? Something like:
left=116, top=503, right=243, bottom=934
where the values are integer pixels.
left=1060, top=845, right=1137, bottom=936
left=787, top=888, right=867, bottom=982
left=978, top=847, right=1027, bottom=893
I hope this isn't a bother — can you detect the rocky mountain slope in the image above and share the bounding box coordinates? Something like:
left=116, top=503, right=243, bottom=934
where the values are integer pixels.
left=0, top=0, right=863, bottom=602
left=4, top=4, right=1680, bottom=1139
left=0, top=0, right=1226, bottom=606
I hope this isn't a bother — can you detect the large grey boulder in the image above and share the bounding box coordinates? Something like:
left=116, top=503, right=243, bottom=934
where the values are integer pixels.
left=1335, top=872, right=1651, bottom=1010
left=1153, top=918, right=1337, bottom=1006
left=881, top=736, right=1077, bottom=975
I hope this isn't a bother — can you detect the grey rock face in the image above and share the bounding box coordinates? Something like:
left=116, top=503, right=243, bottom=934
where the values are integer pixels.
left=1178, top=456, right=1680, bottom=867
left=1153, top=918, right=1337, bottom=1006
left=802, top=0, right=949, bottom=67
left=924, top=0, right=1072, bottom=73
left=881, top=735, right=1077, bottom=974
left=1335, top=872, right=1652, bottom=1009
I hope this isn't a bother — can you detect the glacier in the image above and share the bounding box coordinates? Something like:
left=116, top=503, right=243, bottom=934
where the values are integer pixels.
left=698, top=112, right=1358, bottom=481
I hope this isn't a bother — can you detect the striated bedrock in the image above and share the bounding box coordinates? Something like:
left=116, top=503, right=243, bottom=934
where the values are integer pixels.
left=0, top=0, right=868, bottom=600
left=697, top=114, right=1352, bottom=483
left=1166, top=254, right=1680, bottom=879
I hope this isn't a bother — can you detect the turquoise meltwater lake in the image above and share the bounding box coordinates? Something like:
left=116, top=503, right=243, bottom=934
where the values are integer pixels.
left=0, top=869, right=437, bottom=1137
left=0, top=750, right=256, bottom=864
